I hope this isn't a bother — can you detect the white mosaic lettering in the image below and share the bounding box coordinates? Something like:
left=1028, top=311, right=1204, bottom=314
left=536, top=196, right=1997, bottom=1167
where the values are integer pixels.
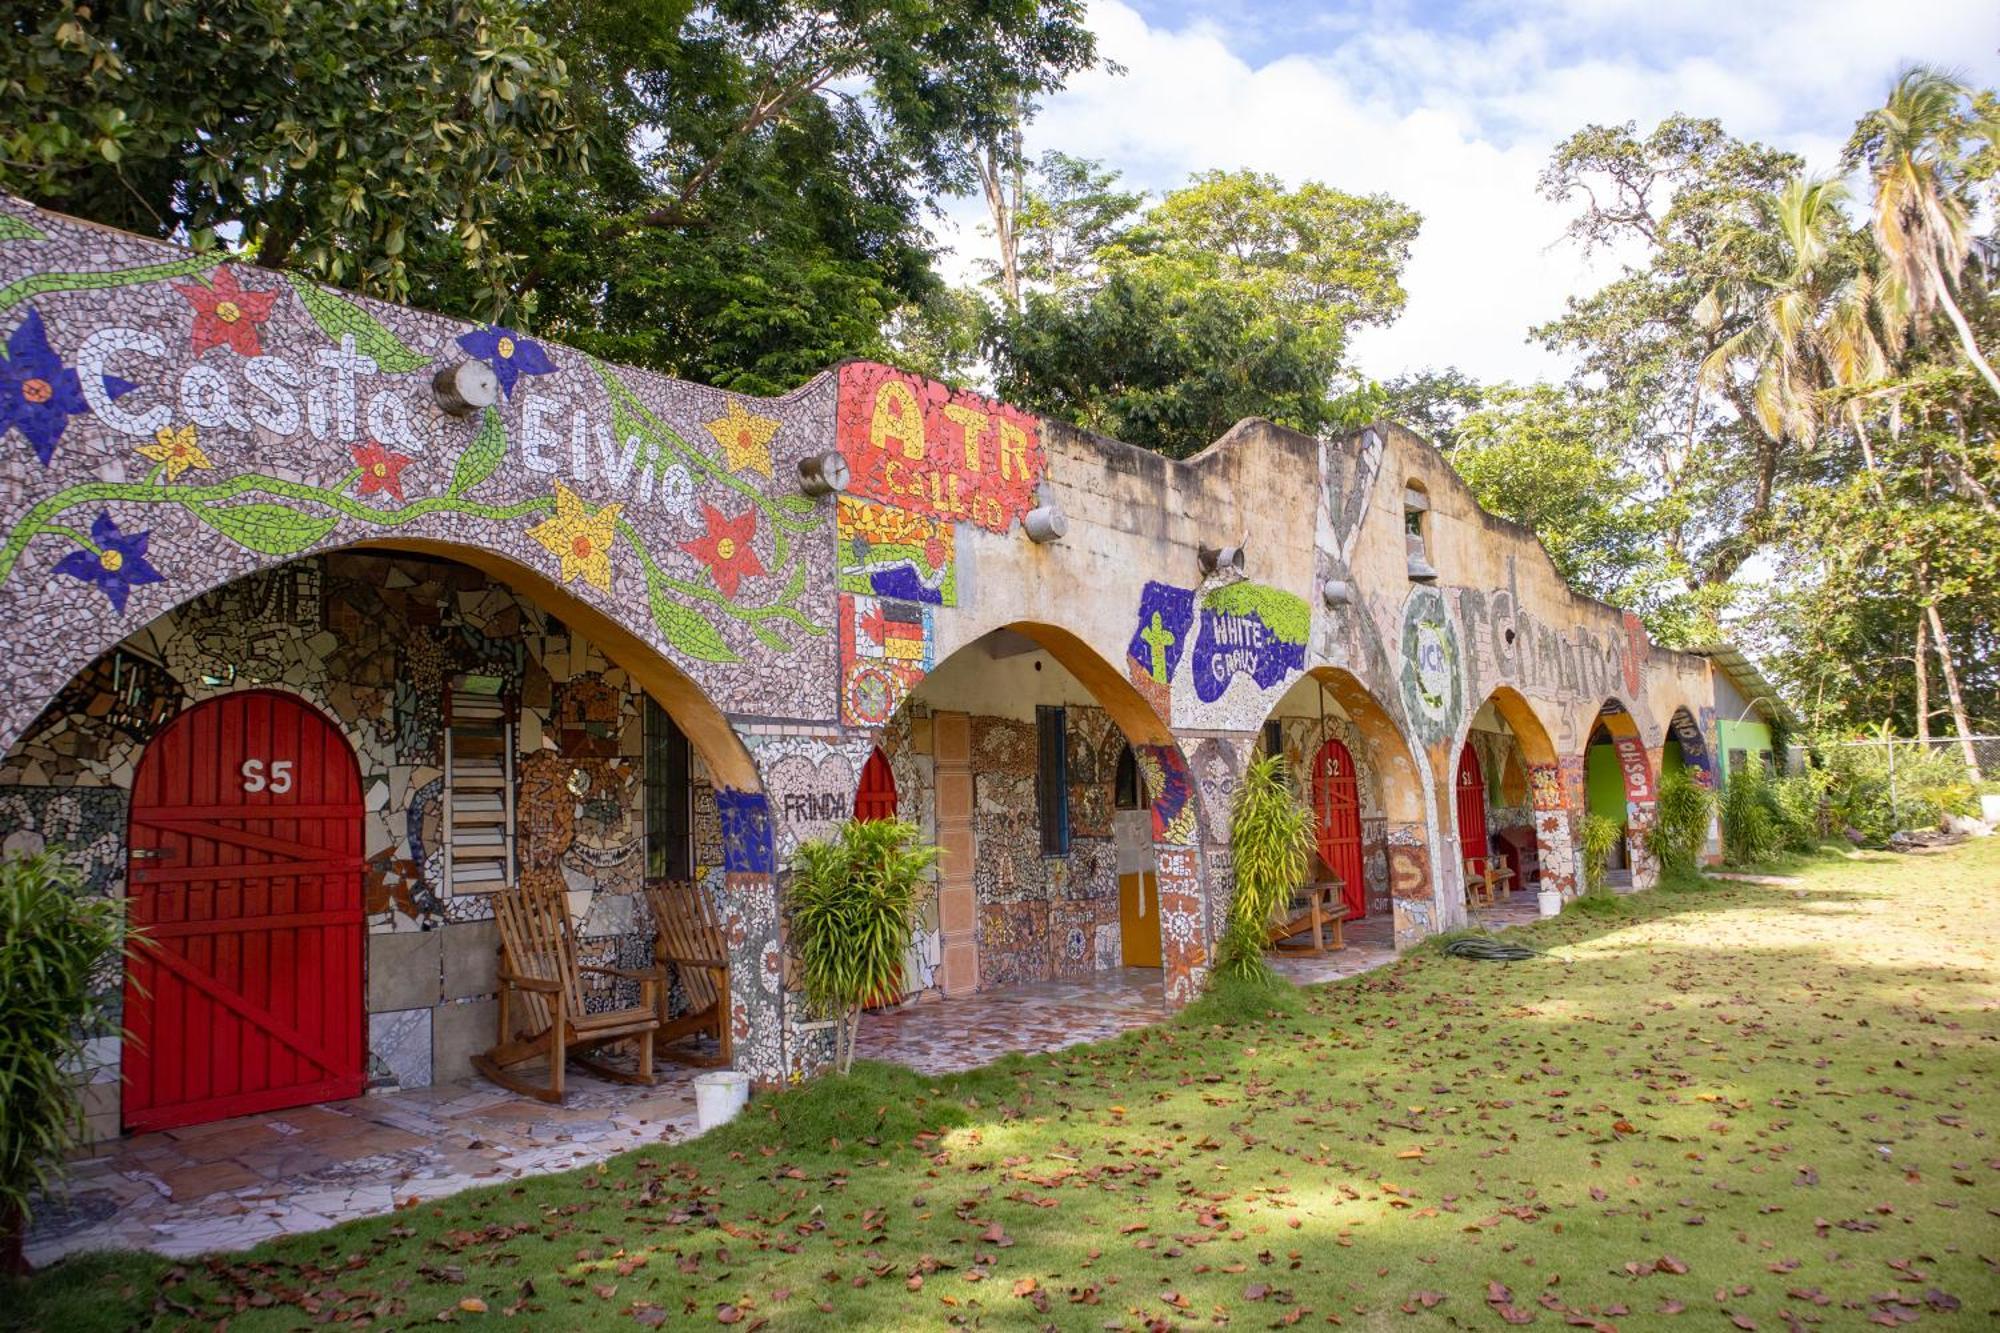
left=77, top=328, right=169, bottom=437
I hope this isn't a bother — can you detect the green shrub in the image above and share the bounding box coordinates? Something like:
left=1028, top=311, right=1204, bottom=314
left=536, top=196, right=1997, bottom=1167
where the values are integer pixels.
left=787, top=819, right=937, bottom=1075
left=1771, top=770, right=1827, bottom=852
left=1220, top=753, right=1314, bottom=984
left=1644, top=768, right=1714, bottom=875
left=1721, top=770, right=1780, bottom=864
left=1816, top=736, right=1975, bottom=843
left=1579, top=812, right=1622, bottom=896
left=1, top=851, right=132, bottom=1275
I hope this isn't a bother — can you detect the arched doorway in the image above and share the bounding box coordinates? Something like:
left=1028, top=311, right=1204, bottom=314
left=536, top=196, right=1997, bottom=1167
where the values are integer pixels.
left=124, top=690, right=365, bottom=1131
left=862, top=619, right=1206, bottom=1001
left=1311, top=737, right=1366, bottom=921
left=1583, top=698, right=1656, bottom=889
left=1454, top=744, right=1490, bottom=894
left=1255, top=667, right=1431, bottom=948
left=1457, top=688, right=1566, bottom=899
left=854, top=747, right=898, bottom=821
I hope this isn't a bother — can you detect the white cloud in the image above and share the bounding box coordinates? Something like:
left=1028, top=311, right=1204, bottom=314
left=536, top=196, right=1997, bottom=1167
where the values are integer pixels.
left=938, top=0, right=2000, bottom=385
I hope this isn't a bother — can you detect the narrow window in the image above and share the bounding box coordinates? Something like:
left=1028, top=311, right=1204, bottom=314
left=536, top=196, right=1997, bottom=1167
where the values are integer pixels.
left=1404, top=481, right=1437, bottom=581
left=1262, top=719, right=1284, bottom=763
left=1037, top=705, right=1070, bottom=856
left=644, top=696, right=693, bottom=881
left=1114, top=743, right=1149, bottom=811
left=444, top=675, right=516, bottom=893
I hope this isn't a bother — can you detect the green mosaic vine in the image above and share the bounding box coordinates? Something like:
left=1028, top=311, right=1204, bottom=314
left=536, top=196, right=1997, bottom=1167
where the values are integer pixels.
left=1201, top=582, right=1310, bottom=644
left=0, top=258, right=829, bottom=663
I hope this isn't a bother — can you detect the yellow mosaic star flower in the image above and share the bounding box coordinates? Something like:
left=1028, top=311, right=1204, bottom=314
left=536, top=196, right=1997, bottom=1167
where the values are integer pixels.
left=525, top=482, right=623, bottom=593
left=136, top=424, right=212, bottom=481
left=704, top=399, right=779, bottom=478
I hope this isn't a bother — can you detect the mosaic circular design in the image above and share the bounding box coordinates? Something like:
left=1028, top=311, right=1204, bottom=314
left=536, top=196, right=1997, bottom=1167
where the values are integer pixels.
left=1398, top=585, right=1464, bottom=747
left=841, top=663, right=902, bottom=726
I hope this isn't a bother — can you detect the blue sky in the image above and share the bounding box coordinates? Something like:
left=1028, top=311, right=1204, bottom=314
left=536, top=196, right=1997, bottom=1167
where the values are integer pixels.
left=935, top=0, right=2000, bottom=383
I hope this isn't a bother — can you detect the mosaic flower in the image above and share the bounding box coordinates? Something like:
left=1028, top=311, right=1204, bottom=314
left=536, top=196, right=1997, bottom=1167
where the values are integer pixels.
left=351, top=440, right=414, bottom=503
left=174, top=266, right=279, bottom=357
left=703, top=399, right=779, bottom=478
left=456, top=324, right=556, bottom=398
left=656, top=462, right=702, bottom=525
left=136, top=424, right=212, bottom=481
left=679, top=502, right=766, bottom=599
left=526, top=482, right=621, bottom=592
left=53, top=512, right=165, bottom=613
left=1, top=308, right=89, bottom=465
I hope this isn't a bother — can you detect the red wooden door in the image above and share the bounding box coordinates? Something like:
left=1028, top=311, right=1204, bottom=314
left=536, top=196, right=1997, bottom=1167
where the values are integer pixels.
left=1456, top=744, right=1490, bottom=873
left=1311, top=738, right=1365, bottom=920
left=854, top=747, right=897, bottom=821
left=124, top=691, right=365, bottom=1132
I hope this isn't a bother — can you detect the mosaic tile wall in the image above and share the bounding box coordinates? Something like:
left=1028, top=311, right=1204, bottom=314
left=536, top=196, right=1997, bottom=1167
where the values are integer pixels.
left=0, top=550, right=711, bottom=1090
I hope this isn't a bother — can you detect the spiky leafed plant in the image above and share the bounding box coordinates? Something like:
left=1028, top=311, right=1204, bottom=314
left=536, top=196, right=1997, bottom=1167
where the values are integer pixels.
left=1579, top=813, right=1624, bottom=897
left=1221, top=753, right=1314, bottom=982
left=1696, top=174, right=1855, bottom=449
left=1, top=851, right=132, bottom=1275
left=1644, top=768, right=1715, bottom=877
left=787, top=819, right=937, bottom=1075
left=1721, top=770, right=1781, bottom=865
left=1848, top=65, right=2000, bottom=402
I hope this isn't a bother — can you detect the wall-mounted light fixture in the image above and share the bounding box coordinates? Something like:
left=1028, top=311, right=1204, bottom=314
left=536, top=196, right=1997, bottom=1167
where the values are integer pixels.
left=432, top=360, right=500, bottom=417
left=1198, top=533, right=1248, bottom=578
left=797, top=451, right=851, bottom=497
left=1023, top=504, right=1067, bottom=543
left=1321, top=578, right=1353, bottom=609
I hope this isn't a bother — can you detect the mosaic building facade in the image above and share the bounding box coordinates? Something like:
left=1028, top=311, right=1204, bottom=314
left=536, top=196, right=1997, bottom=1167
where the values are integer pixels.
left=0, top=199, right=1731, bottom=1142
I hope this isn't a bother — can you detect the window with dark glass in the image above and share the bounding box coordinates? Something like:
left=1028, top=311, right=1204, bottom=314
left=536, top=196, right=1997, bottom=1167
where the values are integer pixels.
left=1263, top=719, right=1284, bottom=762
left=1036, top=705, right=1070, bottom=856
left=1114, top=743, right=1150, bottom=810
left=644, top=696, right=693, bottom=881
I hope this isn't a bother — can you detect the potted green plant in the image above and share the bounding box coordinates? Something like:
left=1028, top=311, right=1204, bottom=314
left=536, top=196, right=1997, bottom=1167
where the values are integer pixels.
left=787, top=818, right=937, bottom=1075
left=1220, top=753, right=1315, bottom=983
left=1, top=851, right=133, bottom=1275
left=1579, top=812, right=1623, bottom=898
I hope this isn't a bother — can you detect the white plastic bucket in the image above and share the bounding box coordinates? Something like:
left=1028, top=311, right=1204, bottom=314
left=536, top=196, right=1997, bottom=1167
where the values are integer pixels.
left=1537, top=890, right=1561, bottom=918
left=693, top=1070, right=750, bottom=1130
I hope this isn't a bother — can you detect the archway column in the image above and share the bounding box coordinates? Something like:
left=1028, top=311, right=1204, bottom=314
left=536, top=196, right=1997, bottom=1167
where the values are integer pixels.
left=1140, top=742, right=1214, bottom=1006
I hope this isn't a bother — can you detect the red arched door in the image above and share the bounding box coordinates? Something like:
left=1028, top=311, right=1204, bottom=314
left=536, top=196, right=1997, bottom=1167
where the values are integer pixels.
left=1456, top=744, right=1490, bottom=875
left=855, top=747, right=897, bottom=821
left=1311, top=738, right=1366, bottom=920
left=124, top=691, right=365, bottom=1131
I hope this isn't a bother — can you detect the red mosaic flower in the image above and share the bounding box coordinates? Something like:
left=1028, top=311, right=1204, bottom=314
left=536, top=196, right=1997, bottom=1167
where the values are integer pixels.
left=679, top=502, right=765, bottom=599
left=174, top=266, right=279, bottom=357
left=350, top=441, right=414, bottom=502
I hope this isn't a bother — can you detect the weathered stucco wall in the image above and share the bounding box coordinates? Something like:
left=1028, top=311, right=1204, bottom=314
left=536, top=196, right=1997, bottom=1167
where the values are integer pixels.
left=0, top=197, right=1732, bottom=1132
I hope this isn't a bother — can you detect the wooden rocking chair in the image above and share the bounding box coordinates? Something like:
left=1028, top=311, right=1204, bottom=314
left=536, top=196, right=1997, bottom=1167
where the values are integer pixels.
left=1268, top=877, right=1345, bottom=954
left=644, top=880, right=732, bottom=1067
left=474, top=879, right=662, bottom=1103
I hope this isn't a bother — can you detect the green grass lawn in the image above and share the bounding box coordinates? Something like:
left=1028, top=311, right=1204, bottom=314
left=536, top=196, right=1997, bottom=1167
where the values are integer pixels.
left=13, top=842, right=2000, bottom=1331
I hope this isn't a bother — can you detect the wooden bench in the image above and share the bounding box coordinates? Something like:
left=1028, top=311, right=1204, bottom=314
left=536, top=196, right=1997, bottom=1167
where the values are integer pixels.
left=645, top=880, right=732, bottom=1067
left=1269, top=878, right=1345, bottom=954
left=474, top=877, right=662, bottom=1103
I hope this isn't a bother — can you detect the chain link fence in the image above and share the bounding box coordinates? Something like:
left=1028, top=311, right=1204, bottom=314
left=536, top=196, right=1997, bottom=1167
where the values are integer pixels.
left=1809, top=734, right=2000, bottom=837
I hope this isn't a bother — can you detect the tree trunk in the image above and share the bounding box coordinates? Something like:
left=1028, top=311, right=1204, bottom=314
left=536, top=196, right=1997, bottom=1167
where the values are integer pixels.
left=1930, top=257, right=2000, bottom=402
left=1923, top=599, right=1983, bottom=781
left=1914, top=614, right=1931, bottom=742
left=1, top=1199, right=27, bottom=1276
left=977, top=140, right=1020, bottom=311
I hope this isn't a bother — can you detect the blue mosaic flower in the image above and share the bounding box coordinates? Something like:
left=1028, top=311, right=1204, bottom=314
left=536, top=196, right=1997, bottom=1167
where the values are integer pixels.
left=1, top=308, right=90, bottom=464
left=455, top=324, right=556, bottom=398
left=54, top=512, right=165, bottom=613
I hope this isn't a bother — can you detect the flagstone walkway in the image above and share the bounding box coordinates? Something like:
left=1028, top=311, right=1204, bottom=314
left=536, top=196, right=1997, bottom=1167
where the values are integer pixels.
left=28, top=890, right=1548, bottom=1266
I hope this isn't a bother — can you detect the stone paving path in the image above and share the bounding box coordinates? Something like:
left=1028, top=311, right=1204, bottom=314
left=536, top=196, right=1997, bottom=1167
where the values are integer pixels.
left=28, top=890, right=1547, bottom=1265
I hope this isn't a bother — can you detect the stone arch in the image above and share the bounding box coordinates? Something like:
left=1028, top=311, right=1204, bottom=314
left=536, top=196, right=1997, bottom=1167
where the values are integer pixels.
left=859, top=618, right=1213, bottom=1005
left=1583, top=696, right=1657, bottom=889
left=1454, top=686, right=1579, bottom=900
left=1257, top=666, right=1435, bottom=948
left=1663, top=705, right=1715, bottom=789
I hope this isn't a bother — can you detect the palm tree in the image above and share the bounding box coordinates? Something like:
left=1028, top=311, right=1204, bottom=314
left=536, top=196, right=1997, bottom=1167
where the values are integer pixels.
left=1851, top=66, right=2000, bottom=402
left=1696, top=174, right=1852, bottom=447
